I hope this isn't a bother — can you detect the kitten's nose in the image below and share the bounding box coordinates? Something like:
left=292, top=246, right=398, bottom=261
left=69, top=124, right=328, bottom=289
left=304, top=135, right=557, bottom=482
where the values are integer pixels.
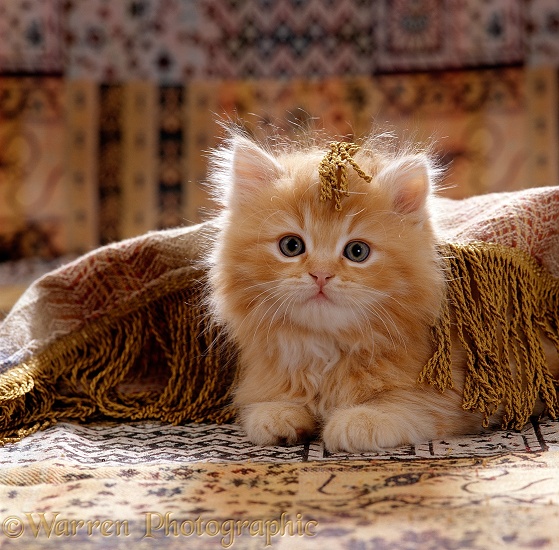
left=309, top=271, right=334, bottom=289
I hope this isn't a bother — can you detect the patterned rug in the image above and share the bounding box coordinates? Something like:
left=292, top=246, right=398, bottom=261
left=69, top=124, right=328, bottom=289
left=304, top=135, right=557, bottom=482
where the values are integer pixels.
left=1, top=419, right=559, bottom=549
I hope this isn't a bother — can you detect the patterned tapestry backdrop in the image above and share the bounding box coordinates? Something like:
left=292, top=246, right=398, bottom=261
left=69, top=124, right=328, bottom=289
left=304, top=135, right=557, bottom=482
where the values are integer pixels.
left=0, top=0, right=559, bottom=260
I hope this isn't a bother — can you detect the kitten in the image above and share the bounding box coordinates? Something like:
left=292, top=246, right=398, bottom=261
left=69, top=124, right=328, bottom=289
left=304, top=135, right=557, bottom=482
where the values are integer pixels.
left=206, top=130, right=486, bottom=453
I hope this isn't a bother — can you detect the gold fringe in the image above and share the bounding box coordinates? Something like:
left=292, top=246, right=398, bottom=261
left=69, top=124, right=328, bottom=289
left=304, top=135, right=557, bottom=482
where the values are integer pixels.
left=0, top=282, right=237, bottom=445
left=419, top=242, right=559, bottom=430
left=318, top=142, right=371, bottom=211
left=0, top=241, right=558, bottom=445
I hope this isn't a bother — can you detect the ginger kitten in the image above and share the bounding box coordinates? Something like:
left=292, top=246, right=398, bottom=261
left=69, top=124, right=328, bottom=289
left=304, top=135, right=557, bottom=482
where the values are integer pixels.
left=206, top=130, right=486, bottom=453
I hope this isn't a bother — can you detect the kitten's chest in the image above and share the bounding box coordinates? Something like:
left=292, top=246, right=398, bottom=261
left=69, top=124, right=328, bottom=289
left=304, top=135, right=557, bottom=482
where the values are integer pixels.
left=275, top=334, right=341, bottom=391
left=271, top=333, right=388, bottom=414
left=264, top=332, right=394, bottom=418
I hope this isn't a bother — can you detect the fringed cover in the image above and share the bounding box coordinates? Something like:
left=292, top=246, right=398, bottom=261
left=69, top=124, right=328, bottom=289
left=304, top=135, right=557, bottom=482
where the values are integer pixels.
left=420, top=242, right=559, bottom=429
left=0, top=188, right=558, bottom=444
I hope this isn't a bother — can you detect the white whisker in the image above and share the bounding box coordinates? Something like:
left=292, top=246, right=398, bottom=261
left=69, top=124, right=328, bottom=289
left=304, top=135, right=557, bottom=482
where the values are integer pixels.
left=266, top=291, right=298, bottom=343
left=253, top=292, right=291, bottom=342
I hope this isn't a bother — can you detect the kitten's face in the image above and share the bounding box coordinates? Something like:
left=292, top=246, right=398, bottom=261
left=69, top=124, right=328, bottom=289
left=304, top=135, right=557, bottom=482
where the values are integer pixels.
left=233, top=197, right=392, bottom=334
left=209, top=137, right=443, bottom=344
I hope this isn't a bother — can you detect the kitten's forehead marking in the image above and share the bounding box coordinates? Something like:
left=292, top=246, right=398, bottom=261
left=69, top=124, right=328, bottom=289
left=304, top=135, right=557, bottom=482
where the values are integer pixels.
left=318, top=142, right=372, bottom=212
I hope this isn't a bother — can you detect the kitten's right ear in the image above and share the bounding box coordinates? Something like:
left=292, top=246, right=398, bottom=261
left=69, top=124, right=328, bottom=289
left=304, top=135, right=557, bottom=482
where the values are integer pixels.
left=227, top=136, right=283, bottom=207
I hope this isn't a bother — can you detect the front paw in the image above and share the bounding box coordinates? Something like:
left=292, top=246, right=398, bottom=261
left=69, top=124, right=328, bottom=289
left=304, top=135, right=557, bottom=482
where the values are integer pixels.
left=240, top=402, right=316, bottom=446
left=322, top=406, right=404, bottom=453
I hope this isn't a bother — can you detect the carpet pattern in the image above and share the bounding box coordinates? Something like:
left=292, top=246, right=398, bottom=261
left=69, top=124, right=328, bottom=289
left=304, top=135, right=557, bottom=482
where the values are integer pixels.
left=1, top=420, right=559, bottom=548
left=3, top=419, right=559, bottom=466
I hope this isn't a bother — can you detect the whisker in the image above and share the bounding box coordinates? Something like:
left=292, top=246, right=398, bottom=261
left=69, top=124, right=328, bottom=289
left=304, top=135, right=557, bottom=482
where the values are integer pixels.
left=346, top=292, right=407, bottom=351
left=281, top=290, right=299, bottom=329
left=343, top=297, right=378, bottom=367
left=231, top=287, right=285, bottom=337
left=253, top=293, right=290, bottom=342
left=266, top=292, right=297, bottom=343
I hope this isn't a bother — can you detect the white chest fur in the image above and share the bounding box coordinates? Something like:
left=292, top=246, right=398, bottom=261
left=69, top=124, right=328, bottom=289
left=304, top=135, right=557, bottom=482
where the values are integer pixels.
left=273, top=333, right=342, bottom=392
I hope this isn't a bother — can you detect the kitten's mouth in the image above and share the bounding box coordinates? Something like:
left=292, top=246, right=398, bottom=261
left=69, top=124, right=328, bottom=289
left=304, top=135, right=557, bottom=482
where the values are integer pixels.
left=310, top=290, right=330, bottom=303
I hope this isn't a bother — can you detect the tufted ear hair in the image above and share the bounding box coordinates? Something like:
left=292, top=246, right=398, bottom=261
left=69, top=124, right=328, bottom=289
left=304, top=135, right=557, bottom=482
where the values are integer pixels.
left=230, top=136, right=284, bottom=207
left=376, top=154, right=433, bottom=215
left=209, top=133, right=284, bottom=209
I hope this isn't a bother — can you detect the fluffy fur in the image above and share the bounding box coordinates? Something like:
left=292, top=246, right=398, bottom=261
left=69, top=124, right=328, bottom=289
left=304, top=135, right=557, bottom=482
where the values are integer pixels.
left=205, top=130, right=490, bottom=452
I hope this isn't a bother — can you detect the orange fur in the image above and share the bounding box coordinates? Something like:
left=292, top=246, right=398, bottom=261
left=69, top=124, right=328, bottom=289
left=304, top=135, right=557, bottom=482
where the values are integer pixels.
left=206, top=131, right=485, bottom=452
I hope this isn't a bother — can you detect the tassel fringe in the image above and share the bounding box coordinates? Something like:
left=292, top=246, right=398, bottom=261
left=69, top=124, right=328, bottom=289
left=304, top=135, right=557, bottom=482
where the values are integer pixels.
left=419, top=242, right=559, bottom=430
left=0, top=284, right=237, bottom=445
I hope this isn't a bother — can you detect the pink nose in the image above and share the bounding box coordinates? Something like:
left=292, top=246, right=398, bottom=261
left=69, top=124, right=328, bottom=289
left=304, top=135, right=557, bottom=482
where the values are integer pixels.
left=309, top=271, right=334, bottom=289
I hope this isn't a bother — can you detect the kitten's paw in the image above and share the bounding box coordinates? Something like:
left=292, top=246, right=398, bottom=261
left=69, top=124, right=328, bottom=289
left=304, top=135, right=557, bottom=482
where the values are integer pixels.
left=322, top=406, right=405, bottom=453
left=240, top=402, right=316, bottom=446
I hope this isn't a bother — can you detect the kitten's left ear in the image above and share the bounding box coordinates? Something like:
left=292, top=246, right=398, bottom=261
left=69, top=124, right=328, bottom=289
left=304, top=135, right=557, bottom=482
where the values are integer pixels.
left=376, top=155, right=433, bottom=215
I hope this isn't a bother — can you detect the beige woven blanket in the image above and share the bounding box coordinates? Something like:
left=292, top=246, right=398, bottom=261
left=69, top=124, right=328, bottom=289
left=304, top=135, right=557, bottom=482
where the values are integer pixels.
left=0, top=187, right=558, bottom=443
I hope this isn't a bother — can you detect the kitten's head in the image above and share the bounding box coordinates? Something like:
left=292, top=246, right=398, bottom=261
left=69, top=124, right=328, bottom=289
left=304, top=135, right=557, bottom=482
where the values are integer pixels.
left=207, top=130, right=445, bottom=348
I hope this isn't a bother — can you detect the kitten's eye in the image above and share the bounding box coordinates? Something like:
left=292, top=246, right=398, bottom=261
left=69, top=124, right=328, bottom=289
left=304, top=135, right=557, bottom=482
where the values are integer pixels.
left=343, top=241, right=370, bottom=263
left=278, top=235, right=306, bottom=257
